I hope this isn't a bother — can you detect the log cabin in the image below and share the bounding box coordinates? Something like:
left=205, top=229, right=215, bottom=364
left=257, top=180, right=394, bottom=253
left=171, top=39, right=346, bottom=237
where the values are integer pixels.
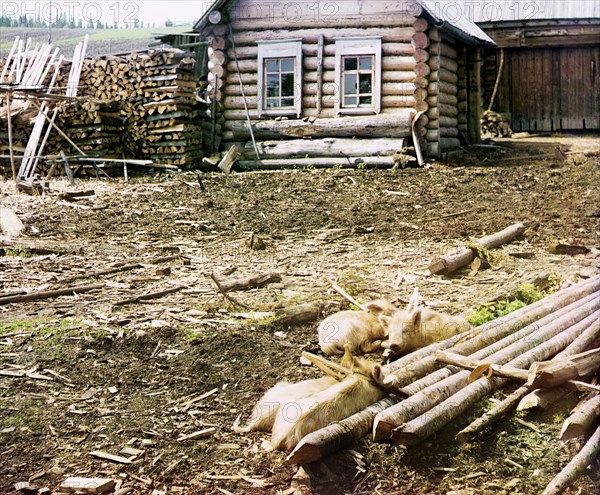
left=473, top=0, right=600, bottom=132
left=193, top=0, right=495, bottom=165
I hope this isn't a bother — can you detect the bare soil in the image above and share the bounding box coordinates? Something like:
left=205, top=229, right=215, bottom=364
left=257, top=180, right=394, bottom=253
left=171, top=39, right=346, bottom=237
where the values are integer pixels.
left=1, top=134, right=599, bottom=495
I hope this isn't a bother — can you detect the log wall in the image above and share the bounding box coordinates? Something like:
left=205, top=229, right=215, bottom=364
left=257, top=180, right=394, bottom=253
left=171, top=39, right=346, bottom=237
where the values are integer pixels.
left=425, top=29, right=462, bottom=157
left=203, top=0, right=471, bottom=160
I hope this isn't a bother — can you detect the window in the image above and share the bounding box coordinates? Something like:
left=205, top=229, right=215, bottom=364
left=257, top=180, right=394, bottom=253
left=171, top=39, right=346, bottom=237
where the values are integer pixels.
left=257, top=39, right=302, bottom=117
left=335, top=37, right=382, bottom=115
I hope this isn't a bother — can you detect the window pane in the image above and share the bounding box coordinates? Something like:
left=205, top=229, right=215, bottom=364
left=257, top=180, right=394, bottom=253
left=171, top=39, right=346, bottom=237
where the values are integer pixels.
left=344, top=57, right=357, bottom=71
left=266, top=59, right=278, bottom=73
left=281, top=97, right=295, bottom=107
left=344, top=74, right=357, bottom=95
left=359, top=95, right=372, bottom=105
left=281, top=73, right=295, bottom=97
left=266, top=74, right=279, bottom=97
left=266, top=98, right=278, bottom=108
left=359, top=56, right=373, bottom=71
left=280, top=58, right=294, bottom=73
left=344, top=96, right=357, bottom=106
left=359, top=73, right=372, bottom=94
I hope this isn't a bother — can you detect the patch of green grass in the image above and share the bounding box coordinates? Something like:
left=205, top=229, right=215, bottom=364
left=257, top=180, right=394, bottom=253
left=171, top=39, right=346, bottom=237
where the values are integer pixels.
left=467, top=283, right=546, bottom=327
left=1, top=247, right=36, bottom=258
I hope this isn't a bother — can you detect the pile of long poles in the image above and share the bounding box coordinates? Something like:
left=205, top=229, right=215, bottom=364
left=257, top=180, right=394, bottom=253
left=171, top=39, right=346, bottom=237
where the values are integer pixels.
left=287, top=275, right=600, bottom=494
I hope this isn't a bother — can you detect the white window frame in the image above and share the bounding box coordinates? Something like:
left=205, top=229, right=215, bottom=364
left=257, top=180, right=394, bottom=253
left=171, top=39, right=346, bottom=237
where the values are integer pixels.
left=257, top=39, right=302, bottom=118
left=334, top=37, right=382, bottom=115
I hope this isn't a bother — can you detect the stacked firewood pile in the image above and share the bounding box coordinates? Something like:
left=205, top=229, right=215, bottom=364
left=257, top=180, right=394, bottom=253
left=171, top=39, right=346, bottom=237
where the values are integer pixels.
left=481, top=110, right=513, bottom=137
left=282, top=274, right=599, bottom=495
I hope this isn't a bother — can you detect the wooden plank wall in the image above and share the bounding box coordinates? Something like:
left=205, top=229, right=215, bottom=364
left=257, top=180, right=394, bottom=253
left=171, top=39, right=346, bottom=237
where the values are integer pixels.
left=483, top=46, right=600, bottom=131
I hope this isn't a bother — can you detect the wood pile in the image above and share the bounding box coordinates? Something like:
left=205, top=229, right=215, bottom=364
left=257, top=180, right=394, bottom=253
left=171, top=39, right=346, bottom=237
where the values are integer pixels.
left=284, top=274, right=600, bottom=495
left=481, top=110, right=513, bottom=137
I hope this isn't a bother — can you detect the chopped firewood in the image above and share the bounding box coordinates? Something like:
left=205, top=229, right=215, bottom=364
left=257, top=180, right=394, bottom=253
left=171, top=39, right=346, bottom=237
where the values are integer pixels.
left=559, top=393, right=600, bottom=441
left=0, top=208, right=24, bottom=238
left=14, top=481, right=38, bottom=494
left=89, top=451, right=132, bottom=464
left=301, top=351, right=352, bottom=381
left=541, top=424, right=600, bottom=495
left=217, top=144, right=239, bottom=174
left=549, top=243, right=591, bottom=256
left=57, top=190, right=96, bottom=201
left=176, top=427, right=216, bottom=442
left=219, top=272, right=282, bottom=292
left=526, top=348, right=600, bottom=389
left=60, top=477, right=116, bottom=493
left=270, top=302, right=322, bottom=328
left=428, top=223, right=525, bottom=275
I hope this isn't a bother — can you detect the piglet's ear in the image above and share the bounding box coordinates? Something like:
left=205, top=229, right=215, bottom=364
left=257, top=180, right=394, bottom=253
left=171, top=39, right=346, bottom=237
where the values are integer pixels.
left=411, top=308, right=422, bottom=327
left=379, top=315, right=393, bottom=326
left=366, top=301, right=385, bottom=314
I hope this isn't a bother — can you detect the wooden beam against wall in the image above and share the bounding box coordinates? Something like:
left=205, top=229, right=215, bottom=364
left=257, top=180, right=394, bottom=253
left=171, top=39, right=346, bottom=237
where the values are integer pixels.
left=467, top=48, right=482, bottom=145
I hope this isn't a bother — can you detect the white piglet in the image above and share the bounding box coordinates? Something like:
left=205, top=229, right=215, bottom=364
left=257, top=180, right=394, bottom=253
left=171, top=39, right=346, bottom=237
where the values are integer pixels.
left=382, top=307, right=470, bottom=354
left=318, top=299, right=397, bottom=355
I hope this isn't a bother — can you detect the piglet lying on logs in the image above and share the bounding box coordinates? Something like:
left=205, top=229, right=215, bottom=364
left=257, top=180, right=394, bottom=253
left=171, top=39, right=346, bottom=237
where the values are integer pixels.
left=382, top=307, right=470, bottom=354
left=318, top=299, right=397, bottom=355
left=232, top=376, right=337, bottom=433
left=270, top=355, right=384, bottom=451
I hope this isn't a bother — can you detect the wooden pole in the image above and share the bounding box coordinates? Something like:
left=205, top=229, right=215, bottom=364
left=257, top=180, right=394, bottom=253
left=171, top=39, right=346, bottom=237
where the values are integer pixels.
left=389, top=309, right=599, bottom=446
left=541, top=424, right=600, bottom=495
left=316, top=34, right=324, bottom=115
left=5, top=91, right=16, bottom=181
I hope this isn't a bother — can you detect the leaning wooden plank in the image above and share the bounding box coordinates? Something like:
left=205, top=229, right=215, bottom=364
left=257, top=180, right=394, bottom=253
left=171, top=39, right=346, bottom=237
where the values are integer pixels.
left=541, top=424, right=600, bottom=495
left=559, top=394, right=600, bottom=441
left=60, top=477, right=115, bottom=494
left=428, top=223, right=526, bottom=275
left=285, top=396, right=401, bottom=465
left=389, top=309, right=599, bottom=446
left=457, top=316, right=600, bottom=443
left=526, top=348, right=600, bottom=390
left=219, top=272, right=282, bottom=292
left=217, top=144, right=239, bottom=174
left=0, top=283, right=104, bottom=305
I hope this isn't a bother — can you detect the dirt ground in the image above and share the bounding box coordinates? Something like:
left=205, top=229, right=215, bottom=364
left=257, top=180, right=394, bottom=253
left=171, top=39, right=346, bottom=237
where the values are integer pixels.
left=1, top=134, right=599, bottom=495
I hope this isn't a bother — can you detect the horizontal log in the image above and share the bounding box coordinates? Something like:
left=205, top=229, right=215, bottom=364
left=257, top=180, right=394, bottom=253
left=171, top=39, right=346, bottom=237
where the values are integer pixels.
left=414, top=63, right=430, bottom=78
left=239, top=156, right=406, bottom=169
left=429, top=27, right=441, bottom=43
left=381, top=94, right=417, bottom=108
left=428, top=81, right=458, bottom=96
left=383, top=70, right=419, bottom=83
left=232, top=27, right=416, bottom=45
left=232, top=14, right=419, bottom=31
left=414, top=48, right=429, bottom=64
left=439, top=137, right=461, bottom=149
left=412, top=32, right=430, bottom=50
left=414, top=17, right=429, bottom=32
left=429, top=42, right=458, bottom=59
left=231, top=111, right=414, bottom=140
left=425, top=127, right=459, bottom=141
left=431, top=68, right=460, bottom=85
left=429, top=56, right=459, bottom=73
left=439, top=116, right=459, bottom=127
left=428, top=93, right=458, bottom=106
left=245, top=137, right=406, bottom=159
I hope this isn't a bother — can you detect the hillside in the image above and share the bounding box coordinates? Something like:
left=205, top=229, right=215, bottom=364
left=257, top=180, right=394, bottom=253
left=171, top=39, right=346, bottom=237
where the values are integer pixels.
left=0, top=26, right=193, bottom=58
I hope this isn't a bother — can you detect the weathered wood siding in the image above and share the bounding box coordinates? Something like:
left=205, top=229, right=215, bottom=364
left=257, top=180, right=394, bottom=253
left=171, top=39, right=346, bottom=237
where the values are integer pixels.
left=483, top=46, right=600, bottom=131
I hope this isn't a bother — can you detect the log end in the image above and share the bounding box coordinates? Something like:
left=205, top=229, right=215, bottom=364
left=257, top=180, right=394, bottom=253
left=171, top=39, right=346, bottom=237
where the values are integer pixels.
left=285, top=440, right=322, bottom=465
left=427, top=258, right=448, bottom=276
left=455, top=430, right=475, bottom=445
left=372, top=417, right=396, bottom=443
left=391, top=430, right=422, bottom=446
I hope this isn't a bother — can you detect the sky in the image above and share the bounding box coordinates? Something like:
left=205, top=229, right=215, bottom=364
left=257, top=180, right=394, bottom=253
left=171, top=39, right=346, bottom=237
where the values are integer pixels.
left=1, top=0, right=216, bottom=26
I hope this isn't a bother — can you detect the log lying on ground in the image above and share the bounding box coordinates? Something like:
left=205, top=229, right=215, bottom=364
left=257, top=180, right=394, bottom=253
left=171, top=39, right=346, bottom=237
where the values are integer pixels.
left=270, top=302, right=323, bottom=328
left=373, top=293, right=599, bottom=442
left=527, top=348, right=600, bottom=390
left=389, top=309, right=600, bottom=446
left=428, top=223, right=526, bottom=275
left=285, top=396, right=401, bottom=465
left=541, top=424, right=600, bottom=495
left=0, top=283, right=104, bottom=305
left=559, top=394, right=600, bottom=441
left=456, top=315, right=600, bottom=443
left=219, top=272, right=282, bottom=292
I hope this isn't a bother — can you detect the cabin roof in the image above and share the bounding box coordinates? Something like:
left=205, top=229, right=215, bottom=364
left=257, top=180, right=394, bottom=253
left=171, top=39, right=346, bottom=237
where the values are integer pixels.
left=467, top=0, right=600, bottom=23
left=193, top=0, right=495, bottom=46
